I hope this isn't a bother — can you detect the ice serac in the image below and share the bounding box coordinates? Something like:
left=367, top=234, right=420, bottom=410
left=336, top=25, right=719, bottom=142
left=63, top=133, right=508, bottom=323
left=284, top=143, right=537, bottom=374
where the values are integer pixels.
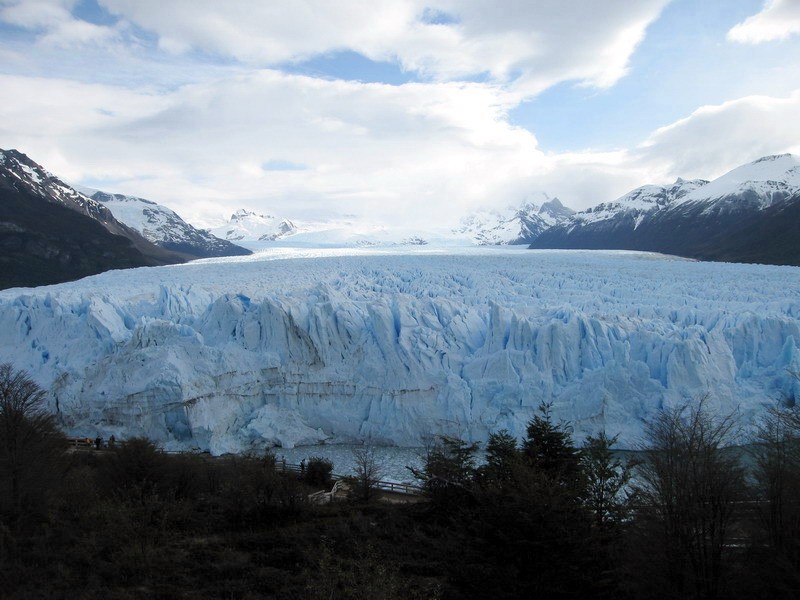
left=0, top=249, right=798, bottom=453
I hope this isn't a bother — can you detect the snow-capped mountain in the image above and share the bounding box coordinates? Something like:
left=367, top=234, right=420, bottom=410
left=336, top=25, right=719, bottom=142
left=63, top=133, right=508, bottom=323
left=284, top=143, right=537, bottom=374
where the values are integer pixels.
left=88, top=191, right=251, bottom=259
left=454, top=196, right=575, bottom=245
left=0, top=149, right=184, bottom=289
left=566, top=178, right=708, bottom=228
left=532, top=154, right=800, bottom=266
left=1, top=247, right=797, bottom=453
left=676, top=153, right=800, bottom=208
left=211, top=197, right=574, bottom=248
left=2, top=149, right=130, bottom=231
left=208, top=209, right=297, bottom=242
left=209, top=210, right=462, bottom=247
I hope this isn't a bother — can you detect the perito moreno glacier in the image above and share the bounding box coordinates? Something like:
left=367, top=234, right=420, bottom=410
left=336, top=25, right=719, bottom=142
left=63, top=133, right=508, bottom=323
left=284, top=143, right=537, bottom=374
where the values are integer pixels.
left=1, top=246, right=798, bottom=453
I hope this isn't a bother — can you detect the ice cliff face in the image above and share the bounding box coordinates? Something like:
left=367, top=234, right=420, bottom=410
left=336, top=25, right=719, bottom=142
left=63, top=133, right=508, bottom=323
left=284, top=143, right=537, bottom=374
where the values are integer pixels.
left=1, top=248, right=798, bottom=453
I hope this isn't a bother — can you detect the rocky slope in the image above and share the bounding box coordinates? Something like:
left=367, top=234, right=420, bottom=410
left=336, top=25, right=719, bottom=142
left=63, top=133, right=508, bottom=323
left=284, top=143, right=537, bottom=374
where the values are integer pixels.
left=0, top=149, right=184, bottom=289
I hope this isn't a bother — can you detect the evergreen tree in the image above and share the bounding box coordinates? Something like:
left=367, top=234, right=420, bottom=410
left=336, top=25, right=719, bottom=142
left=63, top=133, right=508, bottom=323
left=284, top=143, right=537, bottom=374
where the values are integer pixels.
left=412, top=435, right=479, bottom=509
left=522, top=402, right=583, bottom=493
left=581, top=431, right=633, bottom=531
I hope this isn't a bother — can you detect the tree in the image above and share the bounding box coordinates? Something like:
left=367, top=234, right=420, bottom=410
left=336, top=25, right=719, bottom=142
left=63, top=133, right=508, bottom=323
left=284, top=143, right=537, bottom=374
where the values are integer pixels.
left=631, top=400, right=744, bottom=600
left=581, top=431, right=634, bottom=532
left=411, top=436, right=479, bottom=509
left=751, top=404, right=800, bottom=579
left=522, top=402, right=583, bottom=493
left=476, top=429, right=520, bottom=491
left=102, top=436, right=168, bottom=503
left=303, top=456, right=333, bottom=489
left=0, top=363, right=66, bottom=524
left=349, top=445, right=382, bottom=503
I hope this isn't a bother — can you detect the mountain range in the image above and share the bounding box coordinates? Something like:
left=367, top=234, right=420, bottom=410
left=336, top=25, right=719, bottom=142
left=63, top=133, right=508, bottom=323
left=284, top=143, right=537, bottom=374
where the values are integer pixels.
left=531, top=154, right=800, bottom=266
left=0, top=149, right=249, bottom=290
left=208, top=209, right=298, bottom=242
left=452, top=195, right=575, bottom=245
left=209, top=197, right=576, bottom=247
left=3, top=147, right=799, bottom=291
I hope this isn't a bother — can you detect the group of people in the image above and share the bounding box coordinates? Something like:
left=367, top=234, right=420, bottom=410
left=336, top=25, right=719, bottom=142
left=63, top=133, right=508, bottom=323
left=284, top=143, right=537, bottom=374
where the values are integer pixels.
left=79, top=435, right=116, bottom=449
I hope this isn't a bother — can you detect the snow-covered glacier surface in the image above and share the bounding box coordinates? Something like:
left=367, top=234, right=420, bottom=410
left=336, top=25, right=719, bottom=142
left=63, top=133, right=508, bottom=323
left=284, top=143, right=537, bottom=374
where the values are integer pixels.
left=1, top=247, right=799, bottom=453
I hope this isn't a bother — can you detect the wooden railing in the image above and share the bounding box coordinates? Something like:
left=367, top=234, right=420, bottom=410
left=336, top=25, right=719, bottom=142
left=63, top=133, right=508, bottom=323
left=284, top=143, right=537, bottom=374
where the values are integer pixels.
left=372, top=480, right=424, bottom=495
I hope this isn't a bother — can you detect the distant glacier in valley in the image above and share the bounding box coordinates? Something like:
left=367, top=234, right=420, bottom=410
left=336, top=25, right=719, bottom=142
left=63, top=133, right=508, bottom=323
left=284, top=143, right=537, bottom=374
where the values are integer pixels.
left=1, top=246, right=798, bottom=453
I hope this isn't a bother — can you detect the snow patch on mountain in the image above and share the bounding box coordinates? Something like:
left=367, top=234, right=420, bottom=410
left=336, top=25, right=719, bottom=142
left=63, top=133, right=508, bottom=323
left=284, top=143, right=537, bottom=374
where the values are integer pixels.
left=558, top=154, right=800, bottom=233
left=675, top=153, right=800, bottom=212
left=533, top=154, right=800, bottom=267
left=210, top=210, right=473, bottom=247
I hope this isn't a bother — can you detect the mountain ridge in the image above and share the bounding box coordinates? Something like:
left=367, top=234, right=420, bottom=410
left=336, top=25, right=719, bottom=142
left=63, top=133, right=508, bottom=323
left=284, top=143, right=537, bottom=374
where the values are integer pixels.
left=88, top=190, right=251, bottom=259
left=531, top=154, right=800, bottom=266
left=0, top=148, right=186, bottom=289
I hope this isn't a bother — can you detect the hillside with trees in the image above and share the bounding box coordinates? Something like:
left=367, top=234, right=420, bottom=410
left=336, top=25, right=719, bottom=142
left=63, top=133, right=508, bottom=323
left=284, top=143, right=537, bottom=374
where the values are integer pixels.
left=2, top=363, right=800, bottom=599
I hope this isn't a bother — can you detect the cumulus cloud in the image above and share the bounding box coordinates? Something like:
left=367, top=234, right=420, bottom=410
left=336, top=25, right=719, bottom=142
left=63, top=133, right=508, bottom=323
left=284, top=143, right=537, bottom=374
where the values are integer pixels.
left=3, top=1, right=798, bottom=227
left=0, top=71, right=549, bottom=226
left=4, top=66, right=798, bottom=227
left=728, top=0, right=800, bottom=44
left=636, top=90, right=800, bottom=180
left=0, top=0, right=118, bottom=47
left=94, top=0, right=668, bottom=95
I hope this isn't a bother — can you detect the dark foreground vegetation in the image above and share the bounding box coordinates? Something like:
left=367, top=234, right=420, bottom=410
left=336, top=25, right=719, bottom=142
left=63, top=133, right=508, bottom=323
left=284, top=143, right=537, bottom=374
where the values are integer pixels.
left=2, top=362, right=800, bottom=599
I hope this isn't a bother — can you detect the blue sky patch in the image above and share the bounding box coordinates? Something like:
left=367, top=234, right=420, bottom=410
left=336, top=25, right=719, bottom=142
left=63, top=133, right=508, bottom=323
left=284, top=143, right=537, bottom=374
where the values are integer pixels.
left=262, top=160, right=308, bottom=172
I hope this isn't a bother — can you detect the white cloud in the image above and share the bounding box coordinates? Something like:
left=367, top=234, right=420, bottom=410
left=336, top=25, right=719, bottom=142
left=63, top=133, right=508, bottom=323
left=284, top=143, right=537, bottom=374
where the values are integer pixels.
left=0, top=0, right=118, bottom=47
left=4, top=1, right=798, bottom=227
left=728, top=0, right=800, bottom=44
left=4, top=70, right=798, bottom=228
left=0, top=72, right=549, bottom=226
left=94, top=0, right=668, bottom=95
left=636, top=90, right=800, bottom=180
left=0, top=0, right=76, bottom=30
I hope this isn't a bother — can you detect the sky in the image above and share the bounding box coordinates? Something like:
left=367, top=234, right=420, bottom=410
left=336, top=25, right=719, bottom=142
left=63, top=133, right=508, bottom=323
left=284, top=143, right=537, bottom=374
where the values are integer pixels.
left=1, top=0, right=799, bottom=229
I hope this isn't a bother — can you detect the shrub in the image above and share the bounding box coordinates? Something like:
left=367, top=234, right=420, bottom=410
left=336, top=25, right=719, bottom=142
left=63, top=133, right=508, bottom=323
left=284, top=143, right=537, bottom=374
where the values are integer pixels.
left=303, top=456, right=334, bottom=489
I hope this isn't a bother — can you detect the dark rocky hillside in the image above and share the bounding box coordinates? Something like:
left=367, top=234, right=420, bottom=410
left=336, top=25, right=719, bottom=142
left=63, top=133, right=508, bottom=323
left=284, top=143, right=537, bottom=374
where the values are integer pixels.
left=0, top=149, right=185, bottom=290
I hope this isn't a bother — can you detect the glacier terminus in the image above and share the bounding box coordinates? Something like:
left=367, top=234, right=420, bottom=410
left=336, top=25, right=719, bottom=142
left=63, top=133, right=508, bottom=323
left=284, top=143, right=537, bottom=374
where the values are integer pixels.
left=0, top=246, right=798, bottom=453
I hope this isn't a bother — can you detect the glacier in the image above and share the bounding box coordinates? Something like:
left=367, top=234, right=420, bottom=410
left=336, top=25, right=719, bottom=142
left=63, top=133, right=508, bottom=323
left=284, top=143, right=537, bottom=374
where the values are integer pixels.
left=1, top=246, right=799, bottom=453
